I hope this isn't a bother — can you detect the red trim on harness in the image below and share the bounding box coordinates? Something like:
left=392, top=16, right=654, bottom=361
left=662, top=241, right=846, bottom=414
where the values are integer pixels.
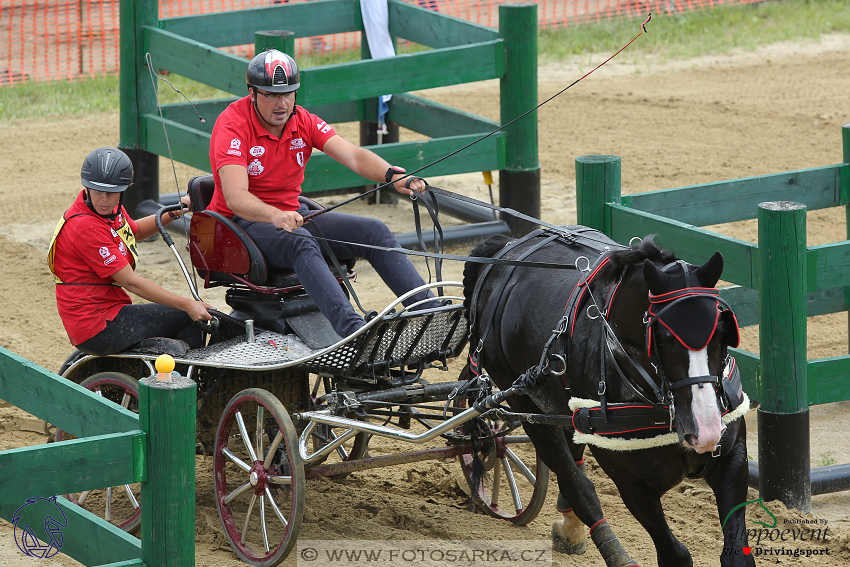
left=646, top=287, right=721, bottom=355
left=566, top=257, right=611, bottom=338
left=648, top=287, right=719, bottom=303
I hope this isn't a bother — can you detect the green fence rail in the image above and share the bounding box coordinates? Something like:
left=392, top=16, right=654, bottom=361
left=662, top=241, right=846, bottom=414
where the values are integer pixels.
left=575, top=123, right=850, bottom=514
left=0, top=347, right=195, bottom=567
left=119, top=0, right=540, bottom=235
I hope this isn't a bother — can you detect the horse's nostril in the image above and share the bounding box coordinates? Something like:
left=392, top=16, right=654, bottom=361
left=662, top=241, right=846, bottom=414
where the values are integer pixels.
left=684, top=434, right=697, bottom=447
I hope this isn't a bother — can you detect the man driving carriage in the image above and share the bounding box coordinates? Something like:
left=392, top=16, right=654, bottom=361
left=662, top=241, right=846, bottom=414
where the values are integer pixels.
left=208, top=49, right=437, bottom=338
left=49, top=147, right=214, bottom=356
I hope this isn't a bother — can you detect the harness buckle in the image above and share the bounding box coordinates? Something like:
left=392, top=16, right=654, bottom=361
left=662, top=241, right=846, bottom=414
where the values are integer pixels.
left=712, top=445, right=722, bottom=458
left=598, top=380, right=606, bottom=396
left=553, top=315, right=569, bottom=337
left=667, top=400, right=675, bottom=432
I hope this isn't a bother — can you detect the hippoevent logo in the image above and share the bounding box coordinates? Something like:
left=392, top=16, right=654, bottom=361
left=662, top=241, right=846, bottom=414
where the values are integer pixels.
left=721, top=498, right=830, bottom=558
left=12, top=496, right=67, bottom=559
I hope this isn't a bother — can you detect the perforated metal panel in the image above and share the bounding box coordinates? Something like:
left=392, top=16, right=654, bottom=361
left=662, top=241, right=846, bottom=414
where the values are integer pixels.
left=184, top=331, right=316, bottom=366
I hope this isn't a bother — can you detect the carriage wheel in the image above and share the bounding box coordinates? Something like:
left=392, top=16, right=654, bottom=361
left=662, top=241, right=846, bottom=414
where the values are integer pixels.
left=454, top=365, right=549, bottom=526
left=214, top=388, right=305, bottom=567
left=308, top=376, right=369, bottom=477
left=55, top=372, right=142, bottom=534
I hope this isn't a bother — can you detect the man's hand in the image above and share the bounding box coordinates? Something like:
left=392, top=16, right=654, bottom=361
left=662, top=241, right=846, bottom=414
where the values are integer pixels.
left=387, top=166, right=427, bottom=197
left=272, top=210, right=304, bottom=232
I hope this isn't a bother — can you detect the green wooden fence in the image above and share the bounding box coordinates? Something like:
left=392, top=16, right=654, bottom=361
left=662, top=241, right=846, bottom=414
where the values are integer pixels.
left=0, top=347, right=195, bottom=567
left=575, top=123, right=850, bottom=513
left=119, top=0, right=540, bottom=234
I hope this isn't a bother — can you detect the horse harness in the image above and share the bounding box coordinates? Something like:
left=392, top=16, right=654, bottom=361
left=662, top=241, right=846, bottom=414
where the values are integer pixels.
left=467, top=228, right=746, bottom=445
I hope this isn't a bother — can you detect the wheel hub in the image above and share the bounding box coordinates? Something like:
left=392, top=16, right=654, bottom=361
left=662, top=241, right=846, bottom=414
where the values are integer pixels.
left=249, top=462, right=268, bottom=493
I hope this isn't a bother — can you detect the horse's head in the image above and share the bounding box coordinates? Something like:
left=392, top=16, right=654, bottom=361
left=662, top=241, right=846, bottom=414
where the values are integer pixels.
left=641, top=252, right=739, bottom=454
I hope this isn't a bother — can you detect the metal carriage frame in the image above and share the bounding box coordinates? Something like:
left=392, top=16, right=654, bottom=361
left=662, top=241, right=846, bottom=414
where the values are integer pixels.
left=56, top=278, right=550, bottom=566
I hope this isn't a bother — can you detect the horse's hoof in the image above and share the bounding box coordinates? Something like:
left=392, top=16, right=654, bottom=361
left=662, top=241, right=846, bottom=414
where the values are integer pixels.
left=552, top=526, right=587, bottom=555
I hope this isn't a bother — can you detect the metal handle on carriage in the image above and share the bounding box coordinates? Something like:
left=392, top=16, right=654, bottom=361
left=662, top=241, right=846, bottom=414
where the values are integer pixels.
left=155, top=204, right=204, bottom=302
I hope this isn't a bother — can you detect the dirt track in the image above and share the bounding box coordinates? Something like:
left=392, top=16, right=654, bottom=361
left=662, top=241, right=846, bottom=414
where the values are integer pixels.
left=2, top=34, right=850, bottom=566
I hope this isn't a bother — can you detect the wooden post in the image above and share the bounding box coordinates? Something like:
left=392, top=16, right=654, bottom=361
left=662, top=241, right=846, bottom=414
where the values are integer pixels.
left=843, top=124, right=850, bottom=353
left=139, top=371, right=196, bottom=566
left=757, top=201, right=811, bottom=513
left=119, top=0, right=159, bottom=217
left=255, top=30, right=295, bottom=56
left=499, top=3, right=540, bottom=237
left=575, top=155, right=621, bottom=235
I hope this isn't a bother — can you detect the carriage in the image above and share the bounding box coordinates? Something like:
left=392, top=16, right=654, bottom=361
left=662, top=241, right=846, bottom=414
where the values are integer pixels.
left=51, top=175, right=549, bottom=566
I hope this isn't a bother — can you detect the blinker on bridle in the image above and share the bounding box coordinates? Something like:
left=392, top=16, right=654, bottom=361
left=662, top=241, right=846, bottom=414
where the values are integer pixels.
left=643, top=261, right=737, bottom=395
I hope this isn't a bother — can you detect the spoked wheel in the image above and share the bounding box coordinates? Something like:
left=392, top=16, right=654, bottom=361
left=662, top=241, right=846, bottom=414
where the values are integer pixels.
left=214, top=388, right=305, bottom=567
left=55, top=372, right=142, bottom=533
left=307, top=375, right=369, bottom=476
left=454, top=365, right=549, bottom=525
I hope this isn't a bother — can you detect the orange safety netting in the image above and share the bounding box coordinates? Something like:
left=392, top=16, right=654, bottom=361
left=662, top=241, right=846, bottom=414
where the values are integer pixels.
left=1, top=0, right=757, bottom=86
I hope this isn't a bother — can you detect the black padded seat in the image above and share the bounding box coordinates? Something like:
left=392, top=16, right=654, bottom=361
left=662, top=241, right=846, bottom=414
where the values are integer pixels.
left=187, top=175, right=354, bottom=290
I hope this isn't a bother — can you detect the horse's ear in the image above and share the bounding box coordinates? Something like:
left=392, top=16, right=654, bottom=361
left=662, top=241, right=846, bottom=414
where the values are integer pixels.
left=643, top=259, right=668, bottom=295
left=695, top=251, right=724, bottom=288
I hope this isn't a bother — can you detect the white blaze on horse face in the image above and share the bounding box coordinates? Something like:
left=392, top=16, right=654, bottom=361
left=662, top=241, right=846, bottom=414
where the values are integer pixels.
left=685, top=348, right=726, bottom=453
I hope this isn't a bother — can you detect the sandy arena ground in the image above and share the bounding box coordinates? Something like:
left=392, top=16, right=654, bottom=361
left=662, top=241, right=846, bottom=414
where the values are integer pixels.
left=2, top=33, right=850, bottom=566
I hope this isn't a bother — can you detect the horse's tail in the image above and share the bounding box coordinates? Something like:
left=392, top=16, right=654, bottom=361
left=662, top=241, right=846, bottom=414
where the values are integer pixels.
left=462, top=234, right=514, bottom=330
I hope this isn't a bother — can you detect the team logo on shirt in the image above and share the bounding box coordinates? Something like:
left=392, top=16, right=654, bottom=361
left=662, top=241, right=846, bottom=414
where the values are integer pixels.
left=228, top=138, right=243, bottom=156
left=118, top=241, right=126, bottom=256
left=248, top=159, right=265, bottom=176
left=296, top=152, right=305, bottom=167
left=98, top=246, right=109, bottom=258
left=290, top=138, right=306, bottom=150
left=249, top=146, right=265, bottom=157
left=110, top=228, right=118, bottom=237
left=103, top=255, right=116, bottom=265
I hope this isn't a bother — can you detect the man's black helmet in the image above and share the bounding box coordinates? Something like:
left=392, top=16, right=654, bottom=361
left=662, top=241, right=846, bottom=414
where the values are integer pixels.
left=246, top=50, right=300, bottom=93
left=80, top=147, right=133, bottom=192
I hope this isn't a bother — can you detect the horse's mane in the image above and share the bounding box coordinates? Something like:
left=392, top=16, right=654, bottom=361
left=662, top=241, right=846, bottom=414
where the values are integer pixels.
left=595, top=235, right=677, bottom=285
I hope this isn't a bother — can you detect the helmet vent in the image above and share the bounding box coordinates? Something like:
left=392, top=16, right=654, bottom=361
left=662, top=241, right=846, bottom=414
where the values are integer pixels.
left=273, top=66, right=287, bottom=85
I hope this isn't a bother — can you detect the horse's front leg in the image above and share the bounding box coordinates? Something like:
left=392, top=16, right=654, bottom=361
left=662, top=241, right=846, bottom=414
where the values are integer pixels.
left=704, top=422, right=756, bottom=567
left=523, top=422, right=638, bottom=567
left=552, top=444, right=588, bottom=554
left=594, top=449, right=691, bottom=567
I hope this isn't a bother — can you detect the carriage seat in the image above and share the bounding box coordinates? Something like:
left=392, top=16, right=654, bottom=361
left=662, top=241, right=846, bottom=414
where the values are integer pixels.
left=187, top=175, right=355, bottom=291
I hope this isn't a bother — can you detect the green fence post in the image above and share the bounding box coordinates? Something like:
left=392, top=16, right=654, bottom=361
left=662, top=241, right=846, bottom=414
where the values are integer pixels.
left=499, top=3, right=540, bottom=237
left=575, top=155, right=621, bottom=235
left=139, top=369, right=197, bottom=566
left=255, top=30, right=295, bottom=56
left=843, top=124, right=850, bottom=352
left=757, top=201, right=810, bottom=513
left=119, top=0, right=159, bottom=217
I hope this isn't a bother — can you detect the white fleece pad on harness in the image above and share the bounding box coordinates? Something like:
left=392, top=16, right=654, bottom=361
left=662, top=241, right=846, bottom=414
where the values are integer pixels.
left=568, top=393, right=751, bottom=451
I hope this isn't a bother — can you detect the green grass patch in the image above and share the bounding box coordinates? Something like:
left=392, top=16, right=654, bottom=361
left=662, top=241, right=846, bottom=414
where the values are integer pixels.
left=540, top=0, right=850, bottom=63
left=3, top=0, right=850, bottom=122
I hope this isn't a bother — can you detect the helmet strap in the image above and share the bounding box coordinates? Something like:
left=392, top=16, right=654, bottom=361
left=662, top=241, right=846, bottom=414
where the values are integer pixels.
left=250, top=87, right=298, bottom=131
left=84, top=188, right=123, bottom=221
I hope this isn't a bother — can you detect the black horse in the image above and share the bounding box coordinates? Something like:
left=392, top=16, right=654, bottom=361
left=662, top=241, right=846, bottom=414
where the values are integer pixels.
left=463, top=227, right=754, bottom=567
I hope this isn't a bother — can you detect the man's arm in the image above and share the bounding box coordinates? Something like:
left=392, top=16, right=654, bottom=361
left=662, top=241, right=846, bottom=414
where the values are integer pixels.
left=219, top=164, right=304, bottom=232
left=322, top=135, right=427, bottom=196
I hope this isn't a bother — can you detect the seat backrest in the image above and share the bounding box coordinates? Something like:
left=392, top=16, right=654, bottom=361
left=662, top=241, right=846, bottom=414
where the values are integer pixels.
left=188, top=175, right=216, bottom=212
